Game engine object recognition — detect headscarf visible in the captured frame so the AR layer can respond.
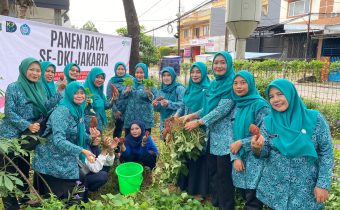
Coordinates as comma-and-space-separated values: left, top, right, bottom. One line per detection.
133, 63, 149, 88
160, 67, 182, 93
202, 51, 235, 116
264, 79, 318, 159
63, 63, 80, 83
109, 62, 130, 84
83, 67, 107, 127
159, 66, 184, 119
183, 62, 210, 112
60, 81, 87, 162
40, 61, 57, 99
16, 57, 48, 118
231, 70, 269, 156
125, 120, 146, 148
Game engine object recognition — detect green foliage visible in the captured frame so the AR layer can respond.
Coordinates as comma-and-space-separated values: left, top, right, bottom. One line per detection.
330, 61, 340, 73
159, 46, 172, 57
251, 59, 283, 72
254, 75, 275, 98
303, 99, 340, 138
0, 138, 29, 197
143, 79, 156, 88
122, 77, 134, 86
233, 60, 253, 72
116, 26, 160, 66
81, 21, 98, 32
155, 118, 206, 184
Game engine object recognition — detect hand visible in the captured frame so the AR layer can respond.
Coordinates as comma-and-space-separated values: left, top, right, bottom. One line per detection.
57, 79, 67, 92
251, 135, 264, 150
89, 127, 101, 139
179, 114, 194, 124
82, 149, 96, 163
28, 123, 40, 133
152, 99, 159, 106
314, 187, 329, 203
114, 111, 122, 119
109, 137, 119, 150
160, 99, 168, 107
173, 113, 179, 118
86, 98, 92, 106
91, 137, 101, 146
184, 120, 200, 131
233, 159, 245, 172
124, 86, 132, 95
230, 140, 242, 154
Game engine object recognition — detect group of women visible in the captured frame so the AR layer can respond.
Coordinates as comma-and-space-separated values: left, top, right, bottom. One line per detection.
0, 50, 334, 210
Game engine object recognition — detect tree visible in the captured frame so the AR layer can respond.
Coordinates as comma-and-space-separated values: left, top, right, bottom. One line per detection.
122, 0, 140, 75
116, 26, 160, 67
82, 21, 98, 32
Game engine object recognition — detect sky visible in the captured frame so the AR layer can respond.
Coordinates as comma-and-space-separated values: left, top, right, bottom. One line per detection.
69, 0, 209, 37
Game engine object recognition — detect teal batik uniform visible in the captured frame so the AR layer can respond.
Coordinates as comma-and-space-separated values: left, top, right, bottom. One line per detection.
154, 66, 185, 132
256, 79, 333, 210
124, 63, 158, 129
33, 81, 90, 179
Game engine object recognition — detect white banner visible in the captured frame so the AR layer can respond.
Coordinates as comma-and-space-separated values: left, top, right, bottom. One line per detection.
0, 15, 131, 111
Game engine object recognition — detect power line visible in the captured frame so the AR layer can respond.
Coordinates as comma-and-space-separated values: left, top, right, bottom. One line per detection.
144, 0, 213, 34
138, 0, 163, 18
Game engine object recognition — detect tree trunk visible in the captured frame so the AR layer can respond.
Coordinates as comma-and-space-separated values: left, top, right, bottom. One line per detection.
0, 0, 9, 16
122, 0, 140, 75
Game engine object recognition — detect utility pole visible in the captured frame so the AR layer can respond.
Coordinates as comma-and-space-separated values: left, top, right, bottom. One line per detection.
177, 0, 181, 56
305, 1, 313, 61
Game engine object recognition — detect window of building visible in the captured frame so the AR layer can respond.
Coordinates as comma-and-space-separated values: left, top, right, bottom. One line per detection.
288, 0, 310, 17
194, 28, 200, 38
203, 25, 209, 36
184, 29, 189, 38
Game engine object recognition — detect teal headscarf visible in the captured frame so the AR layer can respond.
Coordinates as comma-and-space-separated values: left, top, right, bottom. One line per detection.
202, 51, 235, 116
133, 63, 149, 88
40, 61, 57, 99
63, 63, 80, 83
183, 62, 210, 112
231, 70, 269, 156
16, 57, 48, 118
264, 79, 318, 159
60, 81, 87, 162
109, 62, 130, 84
160, 67, 182, 93
84, 67, 108, 127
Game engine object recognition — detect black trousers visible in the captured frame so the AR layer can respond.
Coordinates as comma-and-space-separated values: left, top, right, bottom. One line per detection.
124, 128, 152, 137
240, 188, 263, 210
113, 118, 124, 138
0, 153, 30, 210
121, 151, 157, 169
208, 154, 235, 210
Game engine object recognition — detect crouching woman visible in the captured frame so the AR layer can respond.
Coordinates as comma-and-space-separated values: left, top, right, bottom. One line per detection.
120, 120, 159, 170
32, 81, 99, 200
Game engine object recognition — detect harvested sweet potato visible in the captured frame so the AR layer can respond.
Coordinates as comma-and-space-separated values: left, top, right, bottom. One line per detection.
249, 124, 260, 141
59, 74, 64, 81
155, 96, 165, 102
89, 116, 98, 128
162, 116, 174, 143
111, 84, 119, 98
